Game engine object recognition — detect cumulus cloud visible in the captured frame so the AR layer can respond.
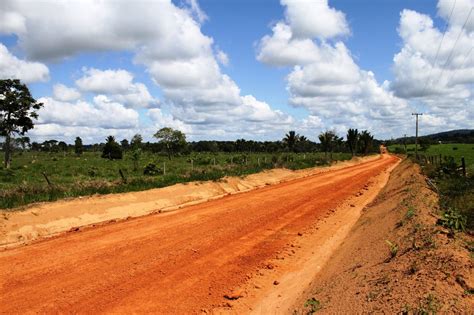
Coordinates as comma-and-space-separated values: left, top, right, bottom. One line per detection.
75, 68, 158, 108
3, 0, 293, 140
52, 84, 81, 102
281, 0, 349, 39
257, 0, 410, 137
0, 43, 49, 83
391, 0, 474, 133
37, 95, 139, 129
216, 50, 229, 66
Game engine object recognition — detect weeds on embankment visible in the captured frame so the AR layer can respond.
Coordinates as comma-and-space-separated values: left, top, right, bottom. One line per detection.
416, 156, 474, 233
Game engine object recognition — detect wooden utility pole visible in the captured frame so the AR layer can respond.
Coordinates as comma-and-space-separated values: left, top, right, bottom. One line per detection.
412, 113, 423, 159
403, 134, 407, 154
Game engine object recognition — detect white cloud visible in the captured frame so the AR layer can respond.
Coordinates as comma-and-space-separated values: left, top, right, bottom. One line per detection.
0, 10, 26, 34
0, 43, 49, 83
147, 108, 192, 134
391, 2, 474, 134
37, 95, 139, 129
281, 0, 349, 39
52, 84, 81, 102
185, 0, 208, 24
257, 0, 410, 138
75, 68, 158, 108
216, 49, 229, 66
257, 22, 320, 66
3, 0, 293, 140
76, 68, 134, 94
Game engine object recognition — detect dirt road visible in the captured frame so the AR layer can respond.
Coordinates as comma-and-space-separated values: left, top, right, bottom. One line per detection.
0, 155, 398, 313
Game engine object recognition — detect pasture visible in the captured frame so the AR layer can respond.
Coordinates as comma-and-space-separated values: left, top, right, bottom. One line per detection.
0, 150, 352, 209
387, 143, 474, 171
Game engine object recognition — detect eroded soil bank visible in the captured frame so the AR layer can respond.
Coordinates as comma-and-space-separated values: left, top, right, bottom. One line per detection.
0, 155, 379, 247
292, 159, 474, 314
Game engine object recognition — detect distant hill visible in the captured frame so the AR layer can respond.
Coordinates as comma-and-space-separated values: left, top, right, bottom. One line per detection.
424, 129, 474, 142
386, 129, 474, 144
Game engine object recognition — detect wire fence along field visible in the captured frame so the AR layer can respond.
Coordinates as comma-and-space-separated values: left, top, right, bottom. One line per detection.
388, 143, 474, 173
0, 151, 352, 209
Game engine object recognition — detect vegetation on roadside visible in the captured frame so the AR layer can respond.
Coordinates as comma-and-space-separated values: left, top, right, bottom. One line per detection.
415, 155, 473, 233
0, 151, 353, 209
1, 79, 381, 209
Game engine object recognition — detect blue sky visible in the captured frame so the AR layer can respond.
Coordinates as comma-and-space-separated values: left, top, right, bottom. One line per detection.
0, 0, 472, 143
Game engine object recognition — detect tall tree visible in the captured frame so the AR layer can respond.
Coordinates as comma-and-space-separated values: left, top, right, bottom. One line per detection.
0, 79, 43, 168
283, 130, 299, 152
346, 128, 359, 157
318, 130, 336, 160
153, 127, 186, 160
120, 139, 130, 150
359, 130, 374, 155
74, 137, 83, 156
101, 136, 123, 160
15, 136, 30, 151
130, 134, 143, 150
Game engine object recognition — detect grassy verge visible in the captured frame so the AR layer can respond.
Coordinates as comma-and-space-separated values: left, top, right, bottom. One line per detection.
416, 156, 473, 233
0, 151, 353, 209
388, 143, 474, 172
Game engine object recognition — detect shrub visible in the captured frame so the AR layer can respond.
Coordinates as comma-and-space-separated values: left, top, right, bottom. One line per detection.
101, 142, 123, 160
143, 163, 161, 176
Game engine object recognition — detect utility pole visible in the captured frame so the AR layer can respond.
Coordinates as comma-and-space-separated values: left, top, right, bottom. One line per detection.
412, 113, 423, 159
403, 134, 407, 154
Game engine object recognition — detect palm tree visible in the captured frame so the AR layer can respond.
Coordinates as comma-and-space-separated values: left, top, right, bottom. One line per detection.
359, 130, 374, 155
318, 130, 336, 160
346, 128, 359, 157
283, 130, 299, 152
106, 135, 116, 144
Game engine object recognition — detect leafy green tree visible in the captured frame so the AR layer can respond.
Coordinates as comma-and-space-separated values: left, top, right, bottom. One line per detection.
120, 139, 130, 150
359, 130, 374, 155
131, 148, 141, 171
153, 127, 186, 160
58, 141, 68, 152
0, 79, 43, 168
318, 130, 336, 160
101, 135, 123, 160
74, 137, 83, 156
15, 136, 30, 151
346, 128, 359, 157
130, 134, 143, 150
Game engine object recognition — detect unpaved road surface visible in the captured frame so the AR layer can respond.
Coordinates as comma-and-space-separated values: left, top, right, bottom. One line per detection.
0, 155, 399, 313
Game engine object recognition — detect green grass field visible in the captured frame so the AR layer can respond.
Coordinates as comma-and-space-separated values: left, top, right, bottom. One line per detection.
0, 151, 352, 209
388, 143, 474, 171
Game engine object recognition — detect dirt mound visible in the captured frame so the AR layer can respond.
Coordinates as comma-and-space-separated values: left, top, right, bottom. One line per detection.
0, 155, 379, 248
294, 159, 474, 314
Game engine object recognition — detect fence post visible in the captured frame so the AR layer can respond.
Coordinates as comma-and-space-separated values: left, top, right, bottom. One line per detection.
461, 157, 466, 177
258, 157, 260, 166
42, 172, 52, 187
191, 159, 193, 171
264, 156, 267, 163
163, 162, 166, 175
119, 169, 127, 183
231, 156, 233, 165
213, 157, 216, 166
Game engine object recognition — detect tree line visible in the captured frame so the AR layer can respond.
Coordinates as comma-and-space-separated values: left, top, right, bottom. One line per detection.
1, 79, 378, 168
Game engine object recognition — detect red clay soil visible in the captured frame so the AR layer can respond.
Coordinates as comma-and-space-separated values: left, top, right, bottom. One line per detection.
0, 155, 398, 314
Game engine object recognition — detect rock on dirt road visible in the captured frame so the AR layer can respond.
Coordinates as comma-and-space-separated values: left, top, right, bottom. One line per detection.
0, 155, 399, 313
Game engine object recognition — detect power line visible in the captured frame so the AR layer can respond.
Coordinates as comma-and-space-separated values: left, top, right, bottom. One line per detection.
419, 0, 457, 98
445, 45, 473, 87
436, 6, 473, 86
